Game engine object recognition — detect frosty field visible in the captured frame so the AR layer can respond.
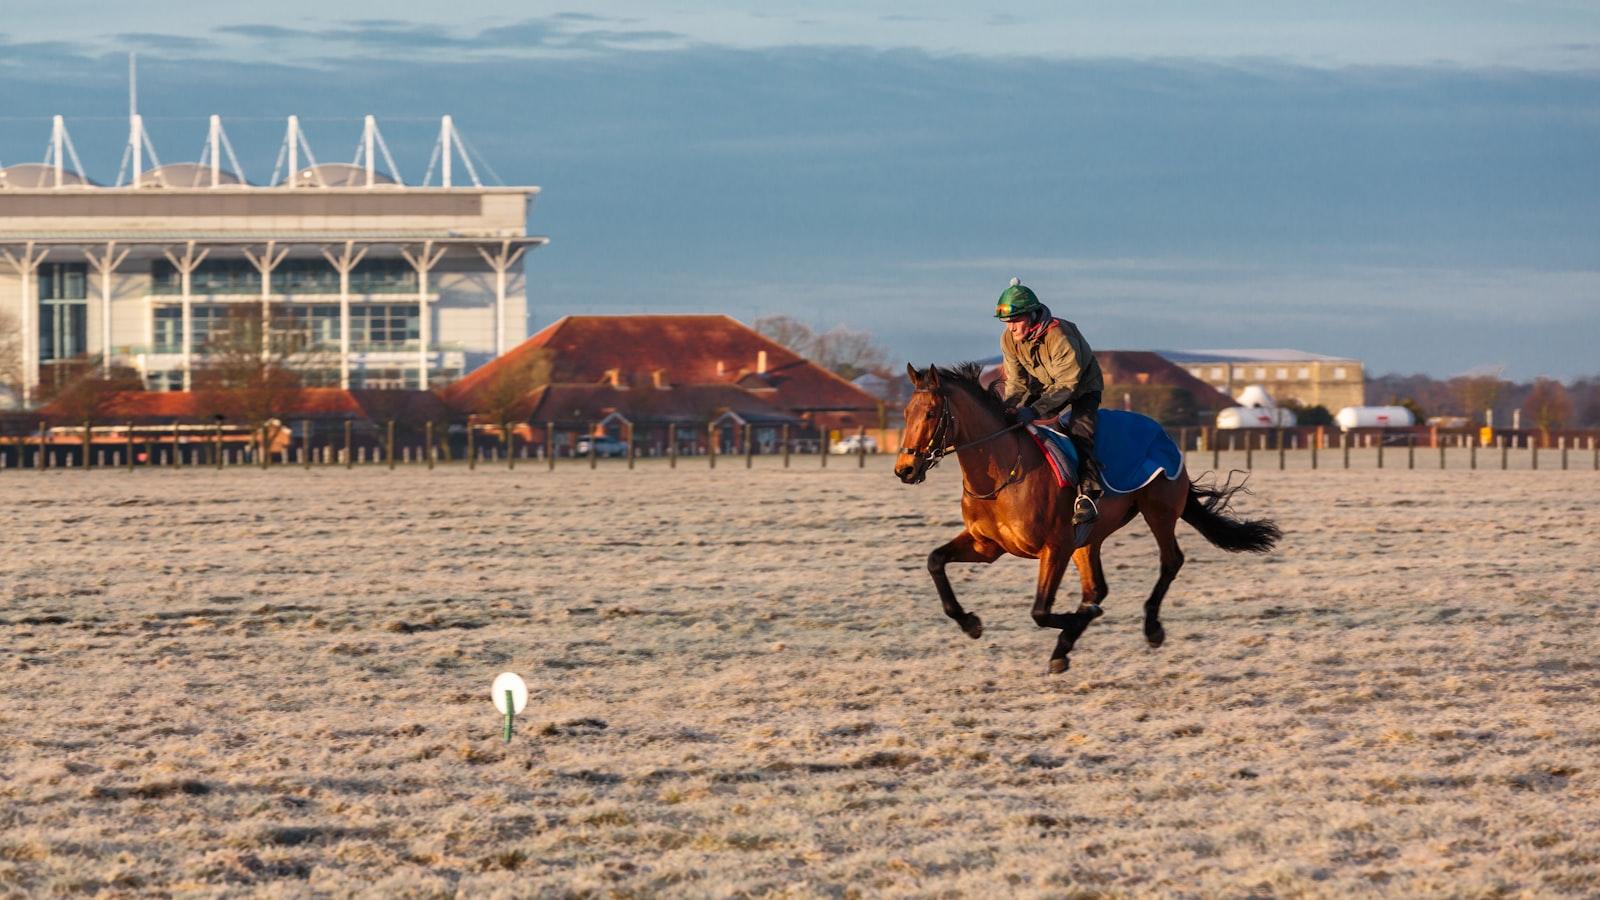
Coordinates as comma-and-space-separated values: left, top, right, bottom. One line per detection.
2, 461, 1597, 897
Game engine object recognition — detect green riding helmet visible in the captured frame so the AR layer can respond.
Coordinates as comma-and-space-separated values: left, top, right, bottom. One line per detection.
994, 277, 1042, 319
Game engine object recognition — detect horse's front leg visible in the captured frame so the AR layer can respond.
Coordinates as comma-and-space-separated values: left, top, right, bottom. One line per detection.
928, 531, 1001, 639
1032, 544, 1103, 674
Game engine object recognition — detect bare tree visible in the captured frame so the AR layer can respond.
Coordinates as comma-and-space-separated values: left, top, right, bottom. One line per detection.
470, 348, 553, 427
809, 326, 890, 382
1521, 378, 1572, 447
0, 310, 21, 407
752, 315, 818, 357
38, 359, 145, 423
192, 303, 328, 451
1451, 373, 1507, 425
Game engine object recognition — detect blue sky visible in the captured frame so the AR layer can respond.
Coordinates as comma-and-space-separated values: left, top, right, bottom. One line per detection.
2, 3, 1597, 378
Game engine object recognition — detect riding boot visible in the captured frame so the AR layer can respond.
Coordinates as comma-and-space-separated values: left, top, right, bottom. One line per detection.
1072, 456, 1102, 526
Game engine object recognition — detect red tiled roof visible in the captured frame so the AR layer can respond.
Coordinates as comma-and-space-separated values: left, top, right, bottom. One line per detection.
444, 315, 880, 415
1095, 351, 1234, 412
521, 382, 801, 426
38, 388, 450, 423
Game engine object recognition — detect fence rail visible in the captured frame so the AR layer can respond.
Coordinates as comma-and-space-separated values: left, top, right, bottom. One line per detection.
1, 420, 1596, 473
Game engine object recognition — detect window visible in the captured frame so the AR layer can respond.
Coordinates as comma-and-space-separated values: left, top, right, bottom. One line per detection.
1297, 367, 1310, 380
152, 304, 234, 353
1333, 367, 1347, 380
146, 370, 183, 392
151, 257, 419, 296
38, 263, 89, 362
272, 304, 341, 351
1209, 367, 1223, 380
1275, 367, 1288, 380
355, 367, 416, 389
352, 304, 420, 349
1254, 367, 1266, 380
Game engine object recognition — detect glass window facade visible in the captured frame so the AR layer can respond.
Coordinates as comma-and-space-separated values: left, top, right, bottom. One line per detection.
151, 258, 419, 296
38, 263, 89, 362
272, 304, 342, 351
352, 304, 420, 349
152, 304, 234, 353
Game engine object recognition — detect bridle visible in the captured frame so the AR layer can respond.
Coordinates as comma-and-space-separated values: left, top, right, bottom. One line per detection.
899, 388, 1029, 499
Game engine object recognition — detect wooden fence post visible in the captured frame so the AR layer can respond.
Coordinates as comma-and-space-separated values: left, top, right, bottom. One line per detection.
1277, 428, 1285, 470
1245, 432, 1253, 470
505, 422, 515, 471
857, 426, 867, 468
425, 421, 435, 470
782, 424, 791, 468
821, 428, 828, 468
1560, 436, 1568, 470
547, 422, 557, 471
627, 422, 636, 470
1531, 440, 1539, 471
590, 424, 598, 470
1310, 427, 1318, 470
1500, 436, 1508, 470
1407, 434, 1414, 470
343, 420, 352, 469
708, 422, 717, 469
128, 422, 136, 472
468, 420, 477, 470
667, 423, 676, 469
745, 423, 754, 469
386, 420, 396, 470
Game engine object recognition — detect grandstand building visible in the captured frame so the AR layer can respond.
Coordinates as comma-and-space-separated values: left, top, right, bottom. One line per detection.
1, 115, 545, 407
1158, 349, 1365, 411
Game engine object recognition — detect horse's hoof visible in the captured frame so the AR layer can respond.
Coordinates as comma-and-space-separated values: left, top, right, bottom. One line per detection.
1048, 658, 1069, 675
1077, 603, 1104, 620
1145, 623, 1166, 648
961, 614, 984, 640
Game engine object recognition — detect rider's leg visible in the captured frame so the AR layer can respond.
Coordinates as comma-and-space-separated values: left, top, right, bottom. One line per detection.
1067, 392, 1103, 525
1067, 392, 1102, 493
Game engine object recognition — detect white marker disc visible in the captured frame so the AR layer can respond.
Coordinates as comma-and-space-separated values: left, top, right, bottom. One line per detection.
491, 672, 529, 715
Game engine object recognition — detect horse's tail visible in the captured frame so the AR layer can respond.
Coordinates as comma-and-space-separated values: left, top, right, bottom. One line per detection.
1182, 473, 1281, 553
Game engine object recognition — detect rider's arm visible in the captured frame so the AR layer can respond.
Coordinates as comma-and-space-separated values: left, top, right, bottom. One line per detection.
1032, 329, 1084, 417
998, 334, 1029, 409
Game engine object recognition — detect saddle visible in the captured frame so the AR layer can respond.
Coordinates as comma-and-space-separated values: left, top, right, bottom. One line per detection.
1027, 425, 1080, 490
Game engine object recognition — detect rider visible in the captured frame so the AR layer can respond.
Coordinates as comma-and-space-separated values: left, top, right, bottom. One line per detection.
995, 277, 1105, 526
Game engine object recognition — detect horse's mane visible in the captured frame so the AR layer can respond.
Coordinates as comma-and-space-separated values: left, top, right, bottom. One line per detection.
931, 362, 1009, 420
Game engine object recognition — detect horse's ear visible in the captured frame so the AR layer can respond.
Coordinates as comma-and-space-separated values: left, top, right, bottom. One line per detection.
905, 362, 920, 386
926, 365, 940, 387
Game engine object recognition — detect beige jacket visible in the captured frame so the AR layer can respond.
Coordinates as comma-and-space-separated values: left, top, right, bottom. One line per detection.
999, 318, 1105, 417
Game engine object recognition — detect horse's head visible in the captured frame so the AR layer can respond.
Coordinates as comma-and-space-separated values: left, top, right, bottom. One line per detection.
896, 363, 952, 485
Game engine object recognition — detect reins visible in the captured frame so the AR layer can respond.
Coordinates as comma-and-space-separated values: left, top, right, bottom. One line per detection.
899, 390, 1029, 499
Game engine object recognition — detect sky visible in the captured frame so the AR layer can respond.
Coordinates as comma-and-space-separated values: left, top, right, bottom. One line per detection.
2, 2, 1597, 379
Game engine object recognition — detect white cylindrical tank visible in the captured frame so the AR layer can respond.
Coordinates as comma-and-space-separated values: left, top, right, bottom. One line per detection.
1216, 406, 1297, 429
1335, 406, 1416, 430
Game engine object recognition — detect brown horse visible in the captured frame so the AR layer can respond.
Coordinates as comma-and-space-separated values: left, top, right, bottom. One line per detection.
894, 363, 1281, 674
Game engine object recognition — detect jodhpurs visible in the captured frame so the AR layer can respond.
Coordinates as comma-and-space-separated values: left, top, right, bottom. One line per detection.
1064, 391, 1102, 494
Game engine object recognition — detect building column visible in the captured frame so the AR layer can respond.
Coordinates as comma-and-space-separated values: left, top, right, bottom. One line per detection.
399, 240, 445, 390
83, 241, 130, 377
242, 241, 288, 362
320, 241, 368, 390
161, 241, 209, 392
2, 241, 49, 407
476, 239, 526, 357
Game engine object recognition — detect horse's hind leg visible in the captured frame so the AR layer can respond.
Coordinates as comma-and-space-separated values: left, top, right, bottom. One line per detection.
1141, 498, 1185, 649
1072, 542, 1108, 609
928, 531, 1001, 639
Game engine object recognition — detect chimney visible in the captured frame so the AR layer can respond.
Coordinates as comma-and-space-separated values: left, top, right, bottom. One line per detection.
757, 350, 768, 375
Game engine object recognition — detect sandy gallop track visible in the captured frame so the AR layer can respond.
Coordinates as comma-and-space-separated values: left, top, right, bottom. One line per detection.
2, 461, 1597, 896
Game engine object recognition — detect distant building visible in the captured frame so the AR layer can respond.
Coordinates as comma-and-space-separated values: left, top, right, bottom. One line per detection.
443, 314, 882, 450
1158, 349, 1364, 412
1, 115, 545, 407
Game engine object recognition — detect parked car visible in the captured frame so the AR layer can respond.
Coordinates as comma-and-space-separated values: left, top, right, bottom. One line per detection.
829, 434, 879, 455
575, 435, 629, 457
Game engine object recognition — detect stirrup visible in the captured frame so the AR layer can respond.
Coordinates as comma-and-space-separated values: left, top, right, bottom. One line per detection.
1072, 492, 1099, 526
